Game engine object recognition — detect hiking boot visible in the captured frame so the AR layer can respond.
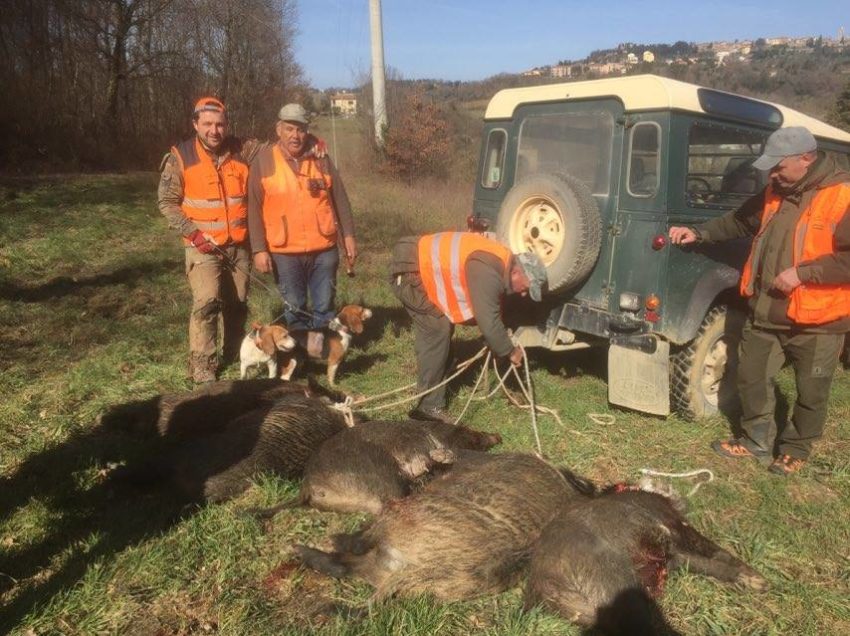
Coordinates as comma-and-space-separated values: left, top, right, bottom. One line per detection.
408, 407, 455, 425
189, 353, 218, 384
711, 438, 769, 460
768, 454, 806, 477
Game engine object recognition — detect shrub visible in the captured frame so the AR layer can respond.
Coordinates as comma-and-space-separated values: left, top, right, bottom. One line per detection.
381, 89, 452, 180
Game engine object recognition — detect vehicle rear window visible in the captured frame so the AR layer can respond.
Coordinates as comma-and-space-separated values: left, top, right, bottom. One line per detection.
687, 123, 767, 209
627, 122, 660, 198
516, 111, 615, 196
481, 129, 507, 189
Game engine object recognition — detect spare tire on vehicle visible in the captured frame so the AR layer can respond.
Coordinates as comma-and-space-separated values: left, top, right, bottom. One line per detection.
496, 173, 602, 294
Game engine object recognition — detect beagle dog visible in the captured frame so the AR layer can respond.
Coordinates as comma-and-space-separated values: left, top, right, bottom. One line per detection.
239, 323, 297, 379
279, 305, 372, 386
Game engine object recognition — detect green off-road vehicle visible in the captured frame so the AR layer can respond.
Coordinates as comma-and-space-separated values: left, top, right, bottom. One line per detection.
470, 74, 850, 418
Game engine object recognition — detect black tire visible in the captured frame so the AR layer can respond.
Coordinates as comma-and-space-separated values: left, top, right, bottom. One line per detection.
496, 173, 602, 294
670, 305, 744, 420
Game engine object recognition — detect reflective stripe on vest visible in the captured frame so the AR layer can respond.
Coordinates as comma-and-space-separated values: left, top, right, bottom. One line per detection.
260, 145, 336, 254
418, 232, 512, 323
175, 138, 248, 246
740, 182, 850, 324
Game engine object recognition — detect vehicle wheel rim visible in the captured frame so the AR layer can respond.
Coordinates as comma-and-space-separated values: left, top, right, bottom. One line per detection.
700, 337, 728, 407
510, 196, 564, 265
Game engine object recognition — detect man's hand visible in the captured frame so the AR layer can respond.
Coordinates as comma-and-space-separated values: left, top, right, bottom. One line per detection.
253, 251, 273, 274
344, 236, 357, 267
669, 226, 698, 245
508, 346, 524, 367
188, 230, 216, 254
772, 267, 802, 295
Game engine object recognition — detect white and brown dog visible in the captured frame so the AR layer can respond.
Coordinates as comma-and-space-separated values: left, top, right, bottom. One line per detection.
239, 323, 297, 379
279, 304, 372, 386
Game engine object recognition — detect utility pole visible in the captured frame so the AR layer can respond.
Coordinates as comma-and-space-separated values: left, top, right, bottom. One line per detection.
369, 0, 387, 147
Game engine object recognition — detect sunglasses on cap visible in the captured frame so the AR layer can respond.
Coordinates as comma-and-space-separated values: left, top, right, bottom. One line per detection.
193, 97, 226, 115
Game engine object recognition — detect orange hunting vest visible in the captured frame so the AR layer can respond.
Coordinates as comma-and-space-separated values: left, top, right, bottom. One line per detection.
260, 145, 337, 254
418, 232, 512, 323
739, 182, 850, 324
174, 138, 248, 246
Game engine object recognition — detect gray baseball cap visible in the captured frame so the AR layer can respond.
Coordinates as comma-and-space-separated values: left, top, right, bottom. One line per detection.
278, 103, 309, 125
516, 252, 548, 302
752, 126, 817, 171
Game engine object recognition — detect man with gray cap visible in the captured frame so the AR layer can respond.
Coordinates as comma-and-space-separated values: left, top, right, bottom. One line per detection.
248, 103, 355, 331
391, 231, 548, 423
669, 126, 850, 476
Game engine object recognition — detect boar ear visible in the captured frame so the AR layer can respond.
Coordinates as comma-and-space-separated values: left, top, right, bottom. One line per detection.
258, 330, 278, 356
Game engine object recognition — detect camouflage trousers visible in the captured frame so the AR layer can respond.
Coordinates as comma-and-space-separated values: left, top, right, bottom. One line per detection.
185, 244, 250, 381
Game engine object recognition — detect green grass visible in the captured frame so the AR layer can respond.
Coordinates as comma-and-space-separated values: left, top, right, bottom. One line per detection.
2, 124, 850, 634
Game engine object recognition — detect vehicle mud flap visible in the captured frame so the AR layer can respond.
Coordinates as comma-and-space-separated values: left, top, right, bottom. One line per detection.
608, 339, 670, 416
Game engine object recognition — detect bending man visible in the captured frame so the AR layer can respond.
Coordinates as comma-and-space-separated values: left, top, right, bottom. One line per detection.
391, 231, 547, 424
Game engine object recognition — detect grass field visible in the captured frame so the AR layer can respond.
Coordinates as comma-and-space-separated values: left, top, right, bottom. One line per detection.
2, 118, 850, 635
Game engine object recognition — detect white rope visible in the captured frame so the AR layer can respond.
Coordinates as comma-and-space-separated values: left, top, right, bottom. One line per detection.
452, 351, 493, 425
588, 413, 616, 426
639, 468, 715, 497
354, 347, 488, 413
331, 395, 356, 428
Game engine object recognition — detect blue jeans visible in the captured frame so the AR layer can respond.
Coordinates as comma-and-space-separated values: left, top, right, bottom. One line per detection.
272, 247, 339, 330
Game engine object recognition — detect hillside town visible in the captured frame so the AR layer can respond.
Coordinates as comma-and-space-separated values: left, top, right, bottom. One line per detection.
522, 31, 848, 79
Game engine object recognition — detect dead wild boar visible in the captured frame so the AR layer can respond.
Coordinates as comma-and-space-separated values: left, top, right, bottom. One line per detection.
115, 393, 346, 502
354, 419, 502, 479
293, 451, 588, 601
523, 488, 768, 634
98, 378, 344, 440
255, 419, 501, 517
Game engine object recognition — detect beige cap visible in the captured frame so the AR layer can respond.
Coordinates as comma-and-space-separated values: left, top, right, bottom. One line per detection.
277, 103, 309, 125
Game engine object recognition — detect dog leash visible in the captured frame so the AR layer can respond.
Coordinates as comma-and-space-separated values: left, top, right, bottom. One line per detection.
209, 242, 326, 325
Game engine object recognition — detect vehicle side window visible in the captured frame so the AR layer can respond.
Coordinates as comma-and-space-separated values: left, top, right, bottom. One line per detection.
687, 123, 766, 209
481, 129, 507, 189
517, 112, 615, 196
627, 122, 660, 198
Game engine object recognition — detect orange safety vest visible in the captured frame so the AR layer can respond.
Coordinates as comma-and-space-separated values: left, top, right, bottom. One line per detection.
174, 137, 248, 246
260, 145, 337, 254
418, 232, 512, 323
739, 182, 850, 324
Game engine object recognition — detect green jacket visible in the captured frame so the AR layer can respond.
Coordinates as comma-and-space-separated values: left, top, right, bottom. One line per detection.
695, 154, 850, 332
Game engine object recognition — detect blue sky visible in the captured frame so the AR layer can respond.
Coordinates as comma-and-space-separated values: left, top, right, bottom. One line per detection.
296, 0, 844, 89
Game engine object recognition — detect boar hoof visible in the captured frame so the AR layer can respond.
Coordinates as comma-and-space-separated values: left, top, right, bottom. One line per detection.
429, 448, 456, 464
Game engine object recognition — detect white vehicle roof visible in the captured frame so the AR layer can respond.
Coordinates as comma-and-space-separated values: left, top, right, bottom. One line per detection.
485, 74, 850, 144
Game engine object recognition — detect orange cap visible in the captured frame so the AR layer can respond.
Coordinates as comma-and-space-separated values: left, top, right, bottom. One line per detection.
193, 96, 226, 116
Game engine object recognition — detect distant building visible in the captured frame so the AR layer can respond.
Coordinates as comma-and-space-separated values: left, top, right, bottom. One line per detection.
587, 61, 626, 75
551, 64, 572, 78
642, 51, 655, 63
626, 52, 638, 65
522, 67, 545, 76
331, 92, 357, 116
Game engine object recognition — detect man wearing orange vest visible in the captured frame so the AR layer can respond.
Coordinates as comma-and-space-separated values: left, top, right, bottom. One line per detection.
670, 126, 850, 476
158, 97, 250, 384
248, 103, 355, 331
391, 232, 548, 424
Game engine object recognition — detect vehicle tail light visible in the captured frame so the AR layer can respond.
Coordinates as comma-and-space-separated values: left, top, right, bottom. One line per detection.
619, 292, 641, 312
467, 215, 490, 232
646, 294, 661, 311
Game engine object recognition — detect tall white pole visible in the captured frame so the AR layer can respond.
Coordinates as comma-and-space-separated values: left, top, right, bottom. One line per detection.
369, 0, 387, 147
